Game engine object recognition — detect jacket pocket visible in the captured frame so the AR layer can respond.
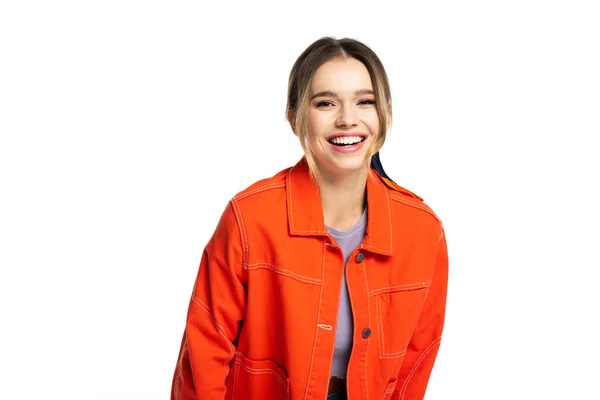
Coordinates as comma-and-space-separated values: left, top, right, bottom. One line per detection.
382, 377, 398, 400
374, 282, 430, 358
230, 351, 289, 400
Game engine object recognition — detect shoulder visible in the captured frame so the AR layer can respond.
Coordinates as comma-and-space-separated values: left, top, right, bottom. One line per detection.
224, 165, 293, 226
377, 177, 446, 252
378, 175, 442, 225
231, 166, 290, 203
213, 166, 291, 239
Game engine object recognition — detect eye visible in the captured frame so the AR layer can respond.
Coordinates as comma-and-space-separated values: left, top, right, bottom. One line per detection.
358, 99, 376, 106
316, 101, 334, 108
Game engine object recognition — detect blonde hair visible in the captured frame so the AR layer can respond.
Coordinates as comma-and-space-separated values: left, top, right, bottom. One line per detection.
286, 37, 392, 179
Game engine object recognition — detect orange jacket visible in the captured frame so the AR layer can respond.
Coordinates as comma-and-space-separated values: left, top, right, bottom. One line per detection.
171, 158, 448, 400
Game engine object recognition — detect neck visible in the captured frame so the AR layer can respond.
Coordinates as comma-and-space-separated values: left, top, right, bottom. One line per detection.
316, 165, 369, 231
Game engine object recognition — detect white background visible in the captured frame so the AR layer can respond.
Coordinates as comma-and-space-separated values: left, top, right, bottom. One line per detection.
1, 1, 599, 399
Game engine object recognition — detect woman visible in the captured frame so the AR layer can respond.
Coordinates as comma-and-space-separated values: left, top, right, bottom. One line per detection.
171, 37, 448, 400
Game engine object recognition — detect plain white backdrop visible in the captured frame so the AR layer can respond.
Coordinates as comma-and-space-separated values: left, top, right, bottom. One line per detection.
1, 1, 599, 399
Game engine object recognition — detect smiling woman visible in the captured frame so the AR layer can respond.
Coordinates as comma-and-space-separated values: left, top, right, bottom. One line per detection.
171, 37, 448, 400
301, 58, 380, 178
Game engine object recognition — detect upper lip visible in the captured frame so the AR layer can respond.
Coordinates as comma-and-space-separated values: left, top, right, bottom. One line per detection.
326, 132, 367, 141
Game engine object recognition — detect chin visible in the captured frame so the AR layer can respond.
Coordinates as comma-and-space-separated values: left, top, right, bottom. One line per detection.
323, 155, 369, 176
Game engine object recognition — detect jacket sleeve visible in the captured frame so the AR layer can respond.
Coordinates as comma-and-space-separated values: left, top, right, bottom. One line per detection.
394, 225, 449, 399
171, 200, 247, 400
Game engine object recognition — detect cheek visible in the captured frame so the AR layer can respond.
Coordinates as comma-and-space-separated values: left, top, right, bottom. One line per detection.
365, 113, 381, 133
306, 112, 328, 136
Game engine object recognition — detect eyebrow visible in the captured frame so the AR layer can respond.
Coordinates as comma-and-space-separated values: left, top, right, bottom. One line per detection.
310, 89, 375, 100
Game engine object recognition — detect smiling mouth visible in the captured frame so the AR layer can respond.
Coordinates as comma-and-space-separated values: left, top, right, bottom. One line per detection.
327, 136, 367, 146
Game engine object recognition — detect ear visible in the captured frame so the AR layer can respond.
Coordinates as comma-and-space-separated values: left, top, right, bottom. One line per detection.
287, 109, 298, 136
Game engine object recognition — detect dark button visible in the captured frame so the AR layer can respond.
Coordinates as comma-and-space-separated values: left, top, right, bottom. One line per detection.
362, 328, 371, 339
356, 252, 365, 263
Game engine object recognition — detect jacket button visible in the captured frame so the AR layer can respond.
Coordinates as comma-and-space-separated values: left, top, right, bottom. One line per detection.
362, 328, 371, 339
356, 252, 365, 263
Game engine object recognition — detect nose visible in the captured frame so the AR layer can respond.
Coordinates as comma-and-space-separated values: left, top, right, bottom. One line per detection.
336, 105, 358, 127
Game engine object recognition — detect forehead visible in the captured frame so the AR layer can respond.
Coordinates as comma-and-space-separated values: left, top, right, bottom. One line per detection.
311, 57, 373, 93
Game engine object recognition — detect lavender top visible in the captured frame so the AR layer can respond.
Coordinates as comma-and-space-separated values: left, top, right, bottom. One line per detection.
326, 208, 367, 378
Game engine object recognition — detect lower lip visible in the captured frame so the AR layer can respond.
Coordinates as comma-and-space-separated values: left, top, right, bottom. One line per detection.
328, 139, 367, 154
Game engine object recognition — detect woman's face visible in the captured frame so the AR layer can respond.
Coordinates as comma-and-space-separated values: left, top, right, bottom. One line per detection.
306, 57, 380, 178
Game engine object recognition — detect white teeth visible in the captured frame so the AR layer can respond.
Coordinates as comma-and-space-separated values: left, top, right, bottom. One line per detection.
330, 136, 364, 145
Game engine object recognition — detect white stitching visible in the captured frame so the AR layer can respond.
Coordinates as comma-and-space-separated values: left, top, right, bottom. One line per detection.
376, 295, 384, 358
190, 295, 235, 372
234, 360, 288, 387
235, 182, 286, 200
375, 294, 409, 359
287, 164, 328, 235
399, 336, 442, 399
233, 353, 290, 399
361, 243, 391, 254
369, 282, 431, 296
244, 262, 322, 285
381, 350, 407, 359
231, 200, 248, 267
360, 172, 393, 254
303, 240, 327, 400
231, 352, 241, 400
383, 383, 397, 400
384, 187, 393, 253
362, 256, 371, 400
317, 324, 332, 330
288, 164, 296, 231
384, 382, 397, 395
389, 195, 440, 222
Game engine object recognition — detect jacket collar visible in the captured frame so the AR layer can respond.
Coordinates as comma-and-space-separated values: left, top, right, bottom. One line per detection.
286, 157, 393, 256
